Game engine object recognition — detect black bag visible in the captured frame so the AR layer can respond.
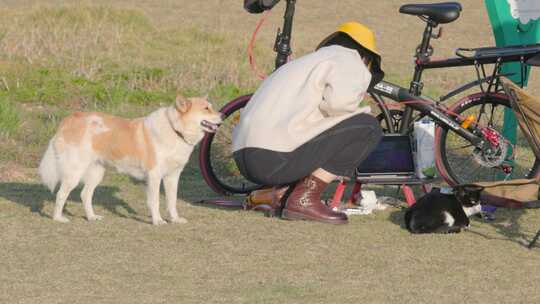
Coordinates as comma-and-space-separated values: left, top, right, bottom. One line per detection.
244, 0, 280, 14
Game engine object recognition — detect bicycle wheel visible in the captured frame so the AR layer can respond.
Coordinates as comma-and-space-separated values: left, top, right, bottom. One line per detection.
199, 94, 263, 195
435, 92, 540, 185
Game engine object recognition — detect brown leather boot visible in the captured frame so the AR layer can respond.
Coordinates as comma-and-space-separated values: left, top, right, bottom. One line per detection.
282, 175, 348, 224
247, 187, 288, 207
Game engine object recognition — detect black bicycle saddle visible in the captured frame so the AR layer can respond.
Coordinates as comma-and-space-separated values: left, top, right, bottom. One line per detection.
399, 2, 462, 24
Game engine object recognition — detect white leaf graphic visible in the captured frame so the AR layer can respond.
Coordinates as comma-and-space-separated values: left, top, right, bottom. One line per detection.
507, 0, 540, 24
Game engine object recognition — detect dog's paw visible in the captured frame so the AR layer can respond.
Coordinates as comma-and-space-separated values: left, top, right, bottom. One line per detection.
53, 215, 70, 223
87, 215, 103, 221
152, 218, 168, 226
171, 217, 188, 224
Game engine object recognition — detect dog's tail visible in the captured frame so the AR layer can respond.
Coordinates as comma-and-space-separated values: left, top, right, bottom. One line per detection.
39, 139, 59, 193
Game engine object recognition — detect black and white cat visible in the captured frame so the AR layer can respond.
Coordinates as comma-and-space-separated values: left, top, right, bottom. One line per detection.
404, 185, 484, 234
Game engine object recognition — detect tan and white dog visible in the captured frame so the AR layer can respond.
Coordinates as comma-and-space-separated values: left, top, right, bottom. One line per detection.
39, 96, 222, 225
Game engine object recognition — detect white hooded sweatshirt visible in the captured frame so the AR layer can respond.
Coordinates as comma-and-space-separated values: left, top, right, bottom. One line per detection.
232, 45, 372, 153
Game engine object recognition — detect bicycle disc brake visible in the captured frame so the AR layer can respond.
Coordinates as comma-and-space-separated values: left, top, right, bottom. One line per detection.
472, 129, 508, 168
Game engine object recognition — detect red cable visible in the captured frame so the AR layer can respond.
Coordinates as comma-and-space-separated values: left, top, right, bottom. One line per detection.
248, 10, 271, 80
401, 100, 463, 119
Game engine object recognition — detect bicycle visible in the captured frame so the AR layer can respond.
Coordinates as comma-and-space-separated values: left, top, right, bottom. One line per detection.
199, 0, 540, 195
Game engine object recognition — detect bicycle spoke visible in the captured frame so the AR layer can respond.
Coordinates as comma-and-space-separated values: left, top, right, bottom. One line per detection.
475, 103, 487, 125
488, 103, 497, 127
445, 143, 474, 151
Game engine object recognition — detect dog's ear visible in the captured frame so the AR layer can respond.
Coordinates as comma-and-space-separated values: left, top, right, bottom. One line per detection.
201, 94, 212, 106
175, 95, 192, 113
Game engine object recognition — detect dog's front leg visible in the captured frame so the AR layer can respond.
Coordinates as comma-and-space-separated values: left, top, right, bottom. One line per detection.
163, 169, 187, 224
146, 172, 166, 225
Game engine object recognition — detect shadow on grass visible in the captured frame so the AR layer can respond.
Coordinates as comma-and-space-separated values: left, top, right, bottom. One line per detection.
469, 208, 537, 248
177, 150, 250, 211
0, 182, 138, 221
387, 206, 537, 248
387, 208, 407, 230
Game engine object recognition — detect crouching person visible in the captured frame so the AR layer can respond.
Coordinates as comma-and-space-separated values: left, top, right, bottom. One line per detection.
232, 23, 384, 224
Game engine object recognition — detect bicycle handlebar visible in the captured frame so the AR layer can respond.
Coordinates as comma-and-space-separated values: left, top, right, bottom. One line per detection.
244, 0, 281, 14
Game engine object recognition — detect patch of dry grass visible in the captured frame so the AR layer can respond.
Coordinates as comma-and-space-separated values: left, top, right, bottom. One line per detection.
0, 2, 266, 108
1, 172, 540, 303
0, 6, 151, 73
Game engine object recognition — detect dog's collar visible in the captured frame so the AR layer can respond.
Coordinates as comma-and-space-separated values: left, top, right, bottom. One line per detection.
172, 127, 185, 140
167, 109, 186, 141
167, 109, 200, 145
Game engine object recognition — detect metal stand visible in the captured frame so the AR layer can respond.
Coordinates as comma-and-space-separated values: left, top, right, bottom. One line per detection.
529, 229, 540, 249
329, 177, 437, 209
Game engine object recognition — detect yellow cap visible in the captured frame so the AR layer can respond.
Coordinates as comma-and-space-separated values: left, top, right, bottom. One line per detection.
317, 21, 384, 87
337, 22, 379, 57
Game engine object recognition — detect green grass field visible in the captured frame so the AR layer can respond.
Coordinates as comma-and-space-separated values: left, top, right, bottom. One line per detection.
1, 1, 540, 303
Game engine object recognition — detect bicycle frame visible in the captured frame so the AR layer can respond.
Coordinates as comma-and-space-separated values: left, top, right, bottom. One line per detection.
372, 80, 483, 146
270, 0, 540, 150
370, 18, 540, 146
274, 0, 296, 70
399, 19, 439, 133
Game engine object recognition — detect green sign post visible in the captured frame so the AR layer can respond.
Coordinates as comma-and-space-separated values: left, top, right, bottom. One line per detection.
485, 0, 540, 85
485, 0, 540, 177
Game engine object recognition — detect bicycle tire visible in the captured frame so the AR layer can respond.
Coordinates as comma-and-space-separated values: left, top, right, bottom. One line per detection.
199, 94, 263, 195
435, 92, 540, 185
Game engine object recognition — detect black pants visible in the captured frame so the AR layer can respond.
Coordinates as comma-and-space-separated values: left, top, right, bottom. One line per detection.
233, 114, 383, 185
